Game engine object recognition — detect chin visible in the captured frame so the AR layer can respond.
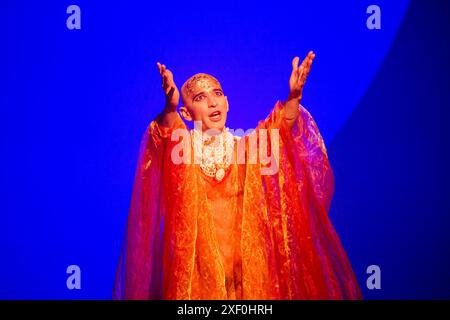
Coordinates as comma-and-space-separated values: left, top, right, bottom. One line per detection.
215, 121, 227, 132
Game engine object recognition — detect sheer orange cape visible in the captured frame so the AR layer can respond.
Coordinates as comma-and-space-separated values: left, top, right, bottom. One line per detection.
113, 101, 362, 299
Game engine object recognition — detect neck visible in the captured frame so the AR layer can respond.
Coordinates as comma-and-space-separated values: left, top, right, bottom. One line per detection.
191, 127, 230, 145
193, 123, 225, 135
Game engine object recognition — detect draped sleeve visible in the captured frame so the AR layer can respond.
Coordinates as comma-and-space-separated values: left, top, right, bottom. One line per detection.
240, 101, 362, 299
112, 113, 187, 300
113, 102, 362, 300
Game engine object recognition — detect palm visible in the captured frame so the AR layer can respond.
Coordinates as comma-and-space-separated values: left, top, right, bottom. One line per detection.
157, 62, 180, 111
289, 51, 315, 101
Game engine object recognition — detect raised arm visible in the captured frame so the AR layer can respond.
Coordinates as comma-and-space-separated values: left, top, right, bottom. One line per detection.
156, 62, 182, 128
284, 51, 315, 128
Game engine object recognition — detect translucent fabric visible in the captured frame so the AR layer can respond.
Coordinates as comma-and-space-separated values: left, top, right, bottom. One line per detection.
113, 101, 362, 300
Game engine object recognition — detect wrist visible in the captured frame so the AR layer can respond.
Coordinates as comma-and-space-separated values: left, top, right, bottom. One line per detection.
284, 102, 300, 120
287, 93, 301, 103
164, 103, 178, 113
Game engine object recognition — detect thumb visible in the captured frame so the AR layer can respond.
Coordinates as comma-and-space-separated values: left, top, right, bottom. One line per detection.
291, 56, 299, 71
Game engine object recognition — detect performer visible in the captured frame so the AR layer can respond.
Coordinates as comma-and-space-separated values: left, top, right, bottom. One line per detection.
113, 52, 362, 299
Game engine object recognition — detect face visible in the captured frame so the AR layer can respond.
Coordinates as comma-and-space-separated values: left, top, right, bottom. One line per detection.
180, 74, 228, 132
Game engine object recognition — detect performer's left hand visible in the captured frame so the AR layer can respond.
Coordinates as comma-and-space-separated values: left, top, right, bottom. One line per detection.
288, 51, 315, 102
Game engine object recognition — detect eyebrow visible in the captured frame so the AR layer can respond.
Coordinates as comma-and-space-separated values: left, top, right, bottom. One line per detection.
192, 92, 205, 102
192, 88, 223, 102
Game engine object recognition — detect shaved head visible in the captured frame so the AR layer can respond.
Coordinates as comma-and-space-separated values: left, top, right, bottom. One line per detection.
178, 72, 228, 132
181, 73, 222, 105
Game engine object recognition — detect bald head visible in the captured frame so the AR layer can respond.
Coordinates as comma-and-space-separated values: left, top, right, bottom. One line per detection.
178, 72, 228, 132
181, 73, 223, 106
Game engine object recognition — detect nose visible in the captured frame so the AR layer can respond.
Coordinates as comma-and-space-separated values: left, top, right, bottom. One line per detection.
207, 95, 218, 108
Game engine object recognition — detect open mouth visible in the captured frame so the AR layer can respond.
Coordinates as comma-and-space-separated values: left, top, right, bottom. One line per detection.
208, 111, 222, 122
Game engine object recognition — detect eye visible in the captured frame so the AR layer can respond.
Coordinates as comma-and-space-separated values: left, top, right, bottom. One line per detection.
194, 95, 205, 102
215, 91, 223, 96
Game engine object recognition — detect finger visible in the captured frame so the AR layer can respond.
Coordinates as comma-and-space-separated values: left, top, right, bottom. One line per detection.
298, 65, 305, 80
298, 52, 314, 86
162, 70, 171, 89
158, 62, 165, 77
159, 66, 166, 87
298, 56, 308, 77
301, 57, 314, 83
161, 65, 168, 85
306, 54, 315, 74
290, 63, 298, 82
157, 62, 162, 74
165, 68, 173, 81
292, 56, 299, 71
302, 61, 311, 80
304, 56, 312, 73
308, 52, 315, 68
165, 69, 176, 88
302, 53, 310, 66
157, 62, 166, 89
302, 52, 313, 73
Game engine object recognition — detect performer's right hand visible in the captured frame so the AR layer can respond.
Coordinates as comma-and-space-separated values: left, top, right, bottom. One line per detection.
157, 62, 180, 112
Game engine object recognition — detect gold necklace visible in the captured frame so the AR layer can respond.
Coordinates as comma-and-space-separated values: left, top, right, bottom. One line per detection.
191, 128, 234, 182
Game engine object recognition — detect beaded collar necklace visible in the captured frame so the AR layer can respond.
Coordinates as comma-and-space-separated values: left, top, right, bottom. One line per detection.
191, 127, 235, 182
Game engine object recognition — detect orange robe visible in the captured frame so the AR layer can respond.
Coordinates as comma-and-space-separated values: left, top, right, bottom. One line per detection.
113, 101, 362, 299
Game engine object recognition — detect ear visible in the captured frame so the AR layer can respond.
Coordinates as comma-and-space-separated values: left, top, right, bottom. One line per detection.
225, 96, 229, 112
179, 106, 193, 121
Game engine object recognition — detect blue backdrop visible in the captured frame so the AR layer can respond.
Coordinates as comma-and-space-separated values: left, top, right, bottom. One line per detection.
1, 0, 449, 299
